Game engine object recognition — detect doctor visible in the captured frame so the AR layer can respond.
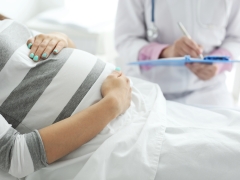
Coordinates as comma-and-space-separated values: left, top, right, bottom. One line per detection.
115, 0, 240, 107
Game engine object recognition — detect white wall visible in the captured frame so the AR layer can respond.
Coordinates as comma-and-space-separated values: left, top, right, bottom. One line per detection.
0, 0, 64, 22
39, 0, 64, 11
0, 0, 40, 22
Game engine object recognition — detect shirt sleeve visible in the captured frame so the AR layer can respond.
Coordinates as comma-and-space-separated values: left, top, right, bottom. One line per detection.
0, 115, 48, 179
138, 42, 169, 60
138, 42, 169, 70
209, 48, 233, 74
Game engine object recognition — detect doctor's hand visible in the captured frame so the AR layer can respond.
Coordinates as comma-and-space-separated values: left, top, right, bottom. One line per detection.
27, 32, 75, 62
186, 63, 219, 80
101, 71, 132, 115
160, 37, 203, 58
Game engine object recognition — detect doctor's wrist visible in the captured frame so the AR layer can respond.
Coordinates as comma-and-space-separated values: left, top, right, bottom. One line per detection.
159, 45, 173, 58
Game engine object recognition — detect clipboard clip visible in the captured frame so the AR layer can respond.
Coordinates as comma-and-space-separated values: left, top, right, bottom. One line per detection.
185, 55, 230, 63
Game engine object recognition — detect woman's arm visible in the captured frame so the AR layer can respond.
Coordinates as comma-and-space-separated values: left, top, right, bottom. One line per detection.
41, 96, 124, 162
0, 71, 131, 178
40, 95, 119, 163
41, 71, 131, 163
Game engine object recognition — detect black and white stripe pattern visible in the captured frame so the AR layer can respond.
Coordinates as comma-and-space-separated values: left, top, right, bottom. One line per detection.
0, 21, 32, 71
0, 19, 113, 178
0, 20, 108, 131
0, 128, 18, 172
54, 59, 106, 123
1, 48, 73, 128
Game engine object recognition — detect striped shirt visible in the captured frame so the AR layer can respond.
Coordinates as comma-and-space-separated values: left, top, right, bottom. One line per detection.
0, 19, 115, 179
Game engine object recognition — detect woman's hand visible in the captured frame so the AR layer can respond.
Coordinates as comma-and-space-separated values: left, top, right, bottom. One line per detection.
27, 32, 75, 62
186, 63, 219, 80
40, 70, 131, 164
160, 36, 203, 58
101, 70, 132, 115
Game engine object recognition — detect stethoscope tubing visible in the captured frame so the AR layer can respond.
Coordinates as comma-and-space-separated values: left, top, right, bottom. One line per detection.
152, 0, 155, 22
148, 0, 158, 40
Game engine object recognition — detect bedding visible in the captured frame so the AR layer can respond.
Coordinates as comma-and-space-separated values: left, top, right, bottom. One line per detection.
1, 19, 240, 180
0, 19, 165, 180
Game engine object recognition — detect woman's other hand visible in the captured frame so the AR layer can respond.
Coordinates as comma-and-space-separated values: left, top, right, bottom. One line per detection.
160, 36, 203, 58
27, 32, 75, 62
40, 70, 131, 164
186, 63, 219, 80
101, 70, 132, 115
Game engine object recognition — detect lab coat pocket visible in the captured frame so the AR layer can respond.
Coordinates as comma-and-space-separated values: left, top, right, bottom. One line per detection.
197, 0, 229, 29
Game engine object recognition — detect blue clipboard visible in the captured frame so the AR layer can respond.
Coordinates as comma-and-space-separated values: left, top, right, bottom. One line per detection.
128, 55, 240, 66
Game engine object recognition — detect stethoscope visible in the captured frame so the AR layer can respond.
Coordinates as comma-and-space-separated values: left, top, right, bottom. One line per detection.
147, 0, 158, 40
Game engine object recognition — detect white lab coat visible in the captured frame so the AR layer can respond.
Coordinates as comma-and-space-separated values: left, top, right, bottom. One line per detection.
115, 0, 240, 107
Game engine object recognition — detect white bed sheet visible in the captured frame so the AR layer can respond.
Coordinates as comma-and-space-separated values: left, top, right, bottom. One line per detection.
2, 77, 240, 180
25, 77, 166, 180
155, 101, 240, 180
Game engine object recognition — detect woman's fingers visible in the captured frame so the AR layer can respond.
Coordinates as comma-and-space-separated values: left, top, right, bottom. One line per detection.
109, 67, 122, 78
27, 34, 69, 62
113, 68, 130, 85
109, 68, 130, 87
40, 39, 58, 59
53, 41, 67, 55
34, 39, 52, 60
115, 67, 121, 72
28, 35, 45, 62
27, 38, 34, 49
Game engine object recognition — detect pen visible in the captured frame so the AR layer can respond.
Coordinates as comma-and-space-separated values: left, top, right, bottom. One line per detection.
178, 22, 204, 59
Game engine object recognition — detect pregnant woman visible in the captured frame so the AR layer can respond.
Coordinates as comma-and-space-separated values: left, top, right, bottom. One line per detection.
1, 19, 240, 180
